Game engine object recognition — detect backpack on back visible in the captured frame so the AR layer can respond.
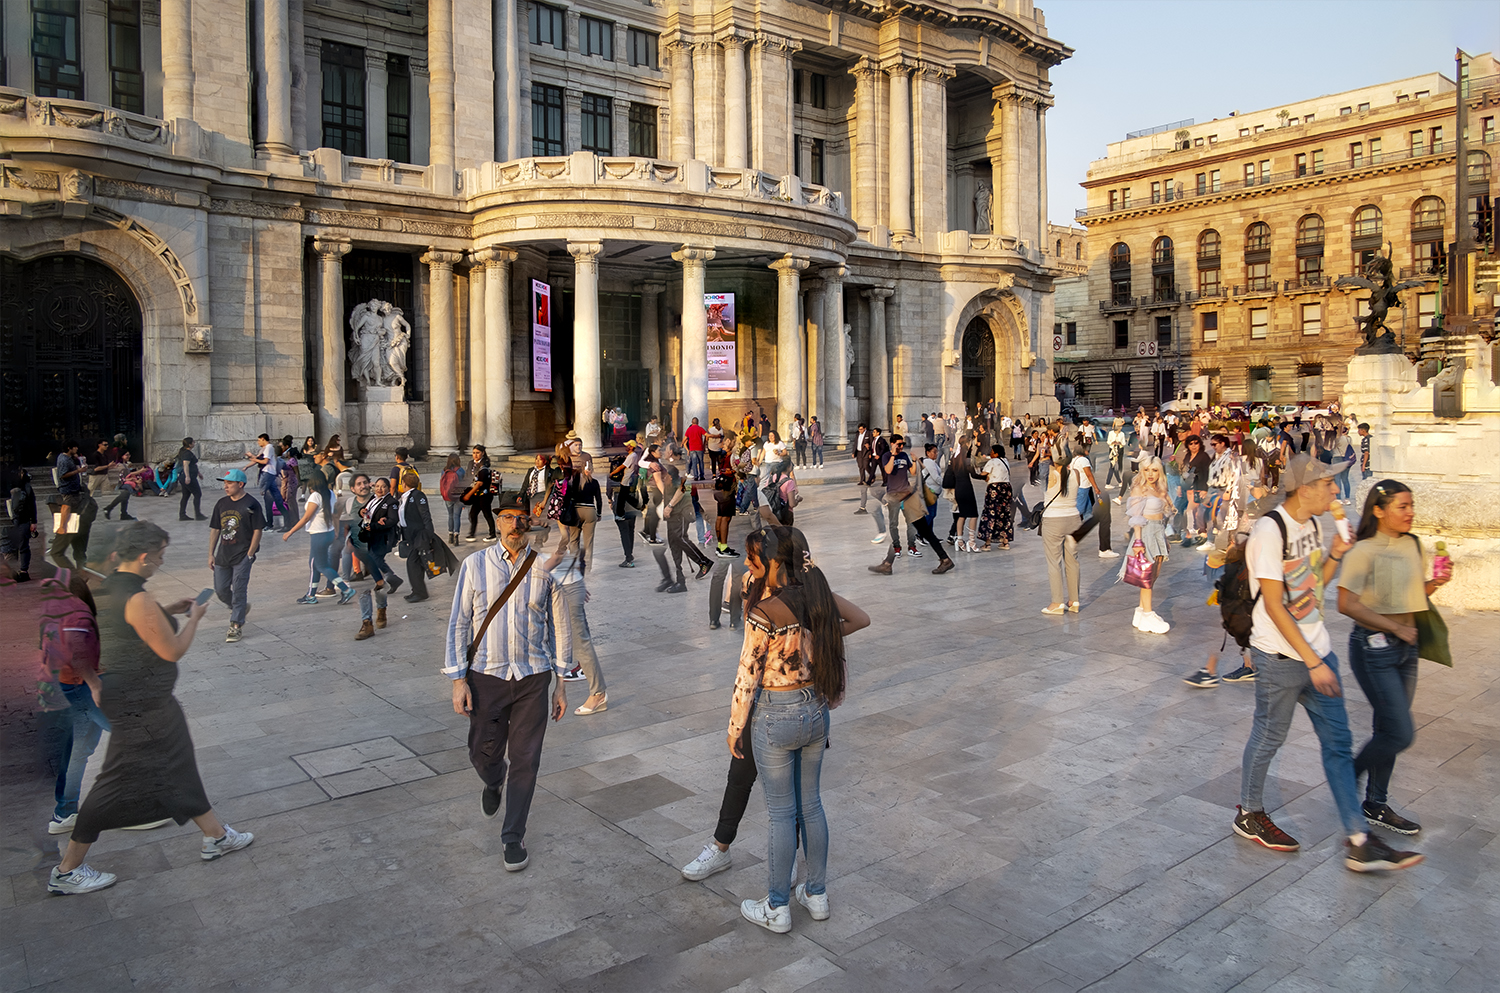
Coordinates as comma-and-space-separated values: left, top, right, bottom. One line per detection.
1216, 512, 1288, 649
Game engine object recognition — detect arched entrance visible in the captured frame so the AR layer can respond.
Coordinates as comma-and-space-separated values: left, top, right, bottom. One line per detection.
0, 255, 144, 465
961, 317, 995, 409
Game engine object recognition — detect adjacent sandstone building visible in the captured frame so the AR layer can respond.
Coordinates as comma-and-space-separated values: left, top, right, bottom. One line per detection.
1060, 57, 1497, 412
1, 0, 1072, 463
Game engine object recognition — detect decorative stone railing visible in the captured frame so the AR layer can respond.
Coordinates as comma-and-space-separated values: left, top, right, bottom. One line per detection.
303, 148, 434, 190
469, 152, 847, 217
0, 87, 168, 145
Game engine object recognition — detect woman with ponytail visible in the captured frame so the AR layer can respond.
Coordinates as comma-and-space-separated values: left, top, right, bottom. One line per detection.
730, 526, 869, 934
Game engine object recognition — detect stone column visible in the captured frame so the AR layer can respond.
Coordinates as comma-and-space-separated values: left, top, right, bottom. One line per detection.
771, 255, 810, 432
852, 58, 880, 233
495, 0, 520, 160
161, 0, 194, 121
995, 84, 1021, 242
750, 37, 797, 175
466, 258, 486, 446
912, 63, 952, 243
288, 0, 305, 148
410, 56, 430, 165
1037, 100, 1050, 249
668, 42, 695, 161
674, 247, 715, 429
428, 0, 456, 191
422, 250, 462, 452
82, 2, 107, 107
253, 0, 295, 155
303, 37, 322, 150
365, 49, 389, 159
481, 249, 518, 453
568, 242, 604, 451
722, 36, 748, 169
822, 266, 847, 444
886, 62, 913, 239
804, 281, 824, 420
797, 135, 814, 183
314, 237, 352, 443
864, 287, 893, 430
692, 42, 720, 164
640, 282, 665, 426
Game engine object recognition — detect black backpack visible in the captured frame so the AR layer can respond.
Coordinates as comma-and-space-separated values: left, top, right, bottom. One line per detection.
1217, 512, 1298, 648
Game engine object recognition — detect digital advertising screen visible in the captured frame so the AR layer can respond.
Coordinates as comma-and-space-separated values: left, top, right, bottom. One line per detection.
531, 279, 552, 392
705, 292, 737, 392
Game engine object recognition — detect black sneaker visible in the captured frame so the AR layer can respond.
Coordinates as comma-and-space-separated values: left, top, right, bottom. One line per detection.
1183, 669, 1220, 688
503, 841, 529, 872
1363, 802, 1421, 836
908, 545, 921, 558
1232, 805, 1300, 851
696, 561, 713, 580
1345, 834, 1423, 872
1221, 665, 1257, 683
656, 578, 675, 592
481, 787, 501, 819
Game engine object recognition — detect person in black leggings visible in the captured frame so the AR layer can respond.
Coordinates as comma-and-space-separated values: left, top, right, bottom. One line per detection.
465, 447, 496, 542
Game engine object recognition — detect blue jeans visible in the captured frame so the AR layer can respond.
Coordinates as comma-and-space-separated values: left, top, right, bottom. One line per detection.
687, 450, 704, 479
213, 556, 255, 625
1336, 465, 1353, 500
751, 687, 830, 909
260, 477, 290, 523
1348, 624, 1418, 806
445, 499, 463, 534
307, 531, 344, 592
54, 682, 110, 819
1241, 648, 1363, 836
811, 443, 823, 466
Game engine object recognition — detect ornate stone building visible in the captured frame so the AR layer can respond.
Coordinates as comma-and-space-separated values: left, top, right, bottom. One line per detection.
1060, 58, 1497, 412
1, 0, 1071, 463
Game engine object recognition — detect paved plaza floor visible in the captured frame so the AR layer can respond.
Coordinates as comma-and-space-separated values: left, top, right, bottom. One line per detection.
1, 458, 1496, 992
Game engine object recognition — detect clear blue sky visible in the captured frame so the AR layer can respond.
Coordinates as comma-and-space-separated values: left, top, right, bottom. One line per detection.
1042, 0, 1500, 222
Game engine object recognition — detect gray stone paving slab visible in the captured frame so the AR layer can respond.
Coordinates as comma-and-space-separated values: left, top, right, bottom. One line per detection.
1, 453, 1497, 991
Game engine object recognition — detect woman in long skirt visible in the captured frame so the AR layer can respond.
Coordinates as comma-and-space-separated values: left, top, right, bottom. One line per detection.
976, 445, 1015, 550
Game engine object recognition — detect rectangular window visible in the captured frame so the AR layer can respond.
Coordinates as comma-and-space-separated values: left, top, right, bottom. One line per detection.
1298, 254, 1324, 283
808, 72, 827, 109
320, 41, 366, 156
1121, 188, 1131, 207
1066, 321, 1077, 346
529, 3, 565, 50
1243, 163, 1255, 186
1259, 159, 1270, 182
1415, 90, 1429, 99
809, 137, 824, 185
1411, 129, 1426, 155
1202, 312, 1219, 342
1246, 262, 1272, 292
1350, 141, 1363, 167
1304, 114, 1314, 123
1368, 137, 1381, 163
1199, 267, 1220, 296
1250, 307, 1269, 339
1295, 153, 1307, 177
1108, 190, 1119, 211
32, 0, 82, 99
1357, 102, 1370, 113
628, 102, 657, 157
1340, 106, 1352, 116
1249, 366, 1272, 403
1194, 137, 1203, 147
580, 93, 612, 154
627, 28, 658, 69
107, 0, 143, 113
1397, 94, 1409, 103
532, 83, 564, 155
386, 55, 411, 163
1417, 292, 1438, 330
1297, 365, 1323, 402
1210, 169, 1221, 192
1151, 181, 1162, 204
580, 16, 613, 59
1312, 149, 1324, 174
1196, 172, 1206, 194
1112, 372, 1132, 410
1253, 124, 1264, 134
1483, 117, 1495, 143
1301, 302, 1322, 335
1239, 127, 1250, 137
1430, 126, 1444, 152
1111, 279, 1131, 305
1156, 316, 1172, 348
1113, 319, 1129, 349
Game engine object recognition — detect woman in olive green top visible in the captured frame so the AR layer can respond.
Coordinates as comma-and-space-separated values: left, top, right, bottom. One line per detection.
1336, 480, 1450, 837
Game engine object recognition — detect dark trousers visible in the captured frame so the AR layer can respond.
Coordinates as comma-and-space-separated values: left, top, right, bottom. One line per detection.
656, 507, 709, 581
466, 669, 552, 844
882, 507, 947, 564
179, 479, 202, 517
405, 544, 429, 598
3, 521, 32, 572
1069, 494, 1113, 552
49, 494, 97, 569
1348, 624, 1418, 806
468, 498, 495, 538
260, 477, 290, 524
708, 560, 746, 627
715, 724, 757, 846
103, 488, 131, 517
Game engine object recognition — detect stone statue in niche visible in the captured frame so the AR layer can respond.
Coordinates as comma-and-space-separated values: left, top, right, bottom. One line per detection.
349, 299, 413, 387
974, 182, 993, 234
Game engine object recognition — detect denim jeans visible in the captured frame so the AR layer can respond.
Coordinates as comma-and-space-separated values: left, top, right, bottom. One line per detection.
687, 450, 704, 480
307, 531, 344, 592
260, 477, 290, 524
1241, 647, 1364, 835
1348, 624, 1418, 806
751, 687, 829, 908
54, 681, 110, 819
213, 556, 255, 625
811, 443, 823, 467
445, 499, 464, 535
1336, 466, 1353, 501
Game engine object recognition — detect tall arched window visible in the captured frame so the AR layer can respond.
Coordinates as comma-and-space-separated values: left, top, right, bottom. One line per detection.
1110, 242, 1131, 267
1152, 236, 1174, 264
1245, 223, 1272, 291
1197, 230, 1221, 296
1198, 230, 1221, 258
1151, 237, 1175, 300
1296, 215, 1325, 285
1412, 197, 1446, 274
1056, 238, 1063, 256
1412, 197, 1444, 231
1353, 206, 1383, 237
1296, 215, 1324, 245
1245, 222, 1271, 251
1075, 242, 1082, 260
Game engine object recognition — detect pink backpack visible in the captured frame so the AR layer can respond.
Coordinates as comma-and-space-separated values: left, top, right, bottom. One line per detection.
35, 570, 98, 713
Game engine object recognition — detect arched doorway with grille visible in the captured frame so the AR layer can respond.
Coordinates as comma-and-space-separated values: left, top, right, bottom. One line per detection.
961, 316, 996, 409
1, 254, 144, 466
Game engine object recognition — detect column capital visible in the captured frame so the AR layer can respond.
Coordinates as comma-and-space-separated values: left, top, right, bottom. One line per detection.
718, 32, 748, 52
421, 249, 463, 269
769, 255, 810, 276
863, 287, 894, 301
821, 264, 847, 284
476, 247, 518, 267
365, 48, 387, 73
567, 241, 603, 263
672, 246, 716, 265
304, 37, 322, 58
313, 236, 353, 259
914, 60, 956, 82
882, 58, 914, 79
751, 33, 801, 56
410, 55, 429, 76
640, 280, 668, 294
852, 56, 882, 80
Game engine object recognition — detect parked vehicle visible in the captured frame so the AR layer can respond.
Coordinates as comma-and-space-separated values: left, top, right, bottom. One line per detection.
1160, 375, 1211, 414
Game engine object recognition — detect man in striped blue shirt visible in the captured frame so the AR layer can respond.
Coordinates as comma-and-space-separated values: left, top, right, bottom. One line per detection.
444, 491, 569, 872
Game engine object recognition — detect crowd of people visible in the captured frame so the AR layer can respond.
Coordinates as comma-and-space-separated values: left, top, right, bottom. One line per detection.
11, 396, 1450, 913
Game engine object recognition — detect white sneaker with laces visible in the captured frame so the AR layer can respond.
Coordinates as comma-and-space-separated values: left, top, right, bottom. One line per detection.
740, 896, 792, 933
201, 825, 255, 861
48, 863, 117, 895
1098, 549, 1121, 559
1132, 607, 1145, 630
795, 883, 830, 921
680, 843, 733, 881
1141, 611, 1171, 634
47, 813, 77, 835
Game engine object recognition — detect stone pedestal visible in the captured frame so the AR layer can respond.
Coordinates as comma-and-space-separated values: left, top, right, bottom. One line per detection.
356, 385, 413, 461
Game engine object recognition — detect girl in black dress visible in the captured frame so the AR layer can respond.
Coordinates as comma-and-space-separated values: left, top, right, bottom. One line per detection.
49, 522, 254, 895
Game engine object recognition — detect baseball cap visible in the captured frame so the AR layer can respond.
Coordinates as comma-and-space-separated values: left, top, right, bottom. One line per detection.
218, 469, 248, 483
624, 439, 637, 448
1280, 454, 1340, 493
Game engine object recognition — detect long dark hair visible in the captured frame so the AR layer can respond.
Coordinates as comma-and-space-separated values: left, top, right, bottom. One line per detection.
744, 528, 772, 615
1355, 478, 1411, 541
760, 526, 846, 706
306, 460, 334, 526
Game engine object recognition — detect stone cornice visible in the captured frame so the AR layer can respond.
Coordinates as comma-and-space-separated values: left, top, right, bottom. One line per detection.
823, 0, 1071, 68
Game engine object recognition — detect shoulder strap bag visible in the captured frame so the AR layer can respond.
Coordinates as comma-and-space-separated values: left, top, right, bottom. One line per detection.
465, 549, 539, 665
1407, 534, 1452, 667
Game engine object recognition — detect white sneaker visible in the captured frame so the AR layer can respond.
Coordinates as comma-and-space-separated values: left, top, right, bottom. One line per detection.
201, 825, 255, 861
680, 843, 733, 881
48, 863, 117, 895
795, 883, 830, 921
1132, 607, 1144, 630
47, 813, 77, 835
871, 533, 887, 544
1142, 611, 1171, 634
741, 896, 792, 933
1098, 549, 1121, 559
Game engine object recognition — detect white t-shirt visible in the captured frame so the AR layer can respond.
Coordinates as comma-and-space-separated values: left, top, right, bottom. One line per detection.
1247, 508, 1330, 659
259, 443, 279, 483
1069, 455, 1092, 490
765, 440, 787, 462
981, 457, 1009, 484
304, 490, 334, 534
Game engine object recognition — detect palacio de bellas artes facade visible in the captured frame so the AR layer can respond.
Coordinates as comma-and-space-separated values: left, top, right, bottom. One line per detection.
0, 0, 1070, 464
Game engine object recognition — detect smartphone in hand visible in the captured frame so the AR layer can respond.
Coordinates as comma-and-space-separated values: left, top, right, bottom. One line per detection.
195, 588, 215, 606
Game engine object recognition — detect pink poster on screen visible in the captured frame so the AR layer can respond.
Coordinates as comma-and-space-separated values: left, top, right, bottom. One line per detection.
705, 292, 737, 392
532, 279, 552, 392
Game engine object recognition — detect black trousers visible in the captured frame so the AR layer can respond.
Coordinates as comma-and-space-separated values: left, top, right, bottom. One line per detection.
708, 560, 746, 627
882, 505, 947, 564
179, 479, 202, 517
468, 498, 495, 537
466, 669, 552, 844
405, 544, 429, 598
1070, 496, 1113, 553
715, 724, 757, 846
49, 494, 97, 568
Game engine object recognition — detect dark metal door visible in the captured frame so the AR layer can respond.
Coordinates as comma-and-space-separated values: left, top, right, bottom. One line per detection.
961, 317, 995, 411
1, 255, 143, 465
